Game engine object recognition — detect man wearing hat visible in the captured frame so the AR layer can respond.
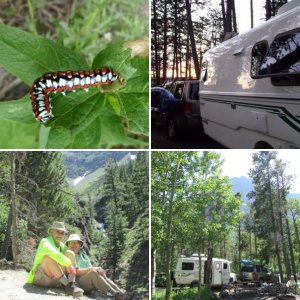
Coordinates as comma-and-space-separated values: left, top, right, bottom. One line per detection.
27, 221, 84, 297
66, 233, 125, 300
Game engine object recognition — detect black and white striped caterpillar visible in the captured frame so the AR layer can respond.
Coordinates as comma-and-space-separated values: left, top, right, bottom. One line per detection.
29, 68, 120, 123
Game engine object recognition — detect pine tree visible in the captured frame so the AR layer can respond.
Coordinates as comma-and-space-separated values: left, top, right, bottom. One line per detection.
102, 160, 128, 279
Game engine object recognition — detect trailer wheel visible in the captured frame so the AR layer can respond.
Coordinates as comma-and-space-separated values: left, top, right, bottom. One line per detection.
254, 141, 273, 149
190, 281, 198, 288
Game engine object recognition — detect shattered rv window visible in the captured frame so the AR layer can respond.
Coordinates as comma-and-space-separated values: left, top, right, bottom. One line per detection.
258, 29, 300, 77
251, 42, 268, 78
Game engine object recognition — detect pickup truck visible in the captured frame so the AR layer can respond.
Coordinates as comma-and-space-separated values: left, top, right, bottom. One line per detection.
151, 79, 201, 139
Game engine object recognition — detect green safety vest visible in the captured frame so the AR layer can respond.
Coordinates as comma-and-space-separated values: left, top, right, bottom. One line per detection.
27, 236, 72, 284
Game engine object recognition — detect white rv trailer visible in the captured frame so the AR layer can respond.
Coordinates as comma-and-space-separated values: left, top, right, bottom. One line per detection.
174, 255, 235, 287
199, 0, 300, 149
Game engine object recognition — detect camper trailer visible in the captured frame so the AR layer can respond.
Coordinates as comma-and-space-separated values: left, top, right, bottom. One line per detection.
174, 255, 235, 287
199, 0, 300, 149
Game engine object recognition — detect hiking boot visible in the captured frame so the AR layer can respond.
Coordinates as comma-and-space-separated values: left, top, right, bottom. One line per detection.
114, 292, 125, 300
65, 283, 84, 297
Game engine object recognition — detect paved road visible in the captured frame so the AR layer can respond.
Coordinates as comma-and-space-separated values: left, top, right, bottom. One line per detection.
151, 123, 226, 149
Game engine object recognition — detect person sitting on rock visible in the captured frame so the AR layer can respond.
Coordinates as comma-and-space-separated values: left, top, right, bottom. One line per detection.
66, 233, 125, 300
27, 221, 84, 297
286, 274, 296, 292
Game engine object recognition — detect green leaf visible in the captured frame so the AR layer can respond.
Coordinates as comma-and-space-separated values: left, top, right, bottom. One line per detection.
93, 43, 149, 135
0, 23, 89, 85
92, 43, 136, 78
0, 96, 39, 148
0, 24, 149, 148
118, 56, 149, 134
43, 90, 147, 148
0, 120, 39, 148
0, 96, 35, 124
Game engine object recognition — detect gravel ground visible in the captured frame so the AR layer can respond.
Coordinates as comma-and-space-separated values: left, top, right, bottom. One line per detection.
0, 270, 111, 300
219, 284, 300, 300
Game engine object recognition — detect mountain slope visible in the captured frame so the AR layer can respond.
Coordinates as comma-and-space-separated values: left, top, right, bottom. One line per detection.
63, 151, 135, 179
70, 153, 135, 192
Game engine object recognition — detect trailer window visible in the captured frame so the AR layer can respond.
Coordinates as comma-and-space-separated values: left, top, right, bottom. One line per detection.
258, 29, 300, 77
182, 262, 194, 270
215, 263, 220, 270
174, 84, 184, 99
223, 263, 228, 269
251, 41, 268, 78
241, 266, 255, 272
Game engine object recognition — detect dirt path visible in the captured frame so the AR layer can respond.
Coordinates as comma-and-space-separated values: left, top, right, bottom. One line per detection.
0, 270, 111, 300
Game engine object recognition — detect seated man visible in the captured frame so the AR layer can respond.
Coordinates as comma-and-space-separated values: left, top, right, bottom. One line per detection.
27, 221, 83, 297
66, 233, 125, 300
286, 274, 296, 293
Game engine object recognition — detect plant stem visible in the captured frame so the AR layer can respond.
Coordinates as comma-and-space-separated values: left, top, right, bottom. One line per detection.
27, 0, 37, 35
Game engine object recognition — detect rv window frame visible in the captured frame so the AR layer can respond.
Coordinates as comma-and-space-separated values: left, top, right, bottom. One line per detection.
252, 27, 300, 79
250, 40, 269, 79
181, 262, 195, 271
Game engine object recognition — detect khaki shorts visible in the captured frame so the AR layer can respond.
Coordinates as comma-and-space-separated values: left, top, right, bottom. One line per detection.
33, 265, 62, 288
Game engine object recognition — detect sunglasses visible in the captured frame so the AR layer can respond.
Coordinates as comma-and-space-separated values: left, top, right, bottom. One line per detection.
54, 229, 65, 235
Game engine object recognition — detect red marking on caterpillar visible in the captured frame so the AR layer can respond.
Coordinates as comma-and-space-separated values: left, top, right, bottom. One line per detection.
29, 67, 120, 123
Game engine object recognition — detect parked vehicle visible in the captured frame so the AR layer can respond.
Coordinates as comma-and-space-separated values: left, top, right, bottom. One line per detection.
240, 264, 271, 284
151, 79, 201, 139
174, 254, 236, 287
199, 0, 300, 148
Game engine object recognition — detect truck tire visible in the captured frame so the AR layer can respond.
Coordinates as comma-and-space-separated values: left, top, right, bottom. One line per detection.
167, 118, 178, 140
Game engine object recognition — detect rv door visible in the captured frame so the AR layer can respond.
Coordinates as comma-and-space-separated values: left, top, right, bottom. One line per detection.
222, 262, 230, 285
212, 261, 222, 286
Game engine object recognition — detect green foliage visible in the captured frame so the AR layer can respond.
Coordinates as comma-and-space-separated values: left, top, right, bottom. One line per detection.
152, 286, 217, 300
16, 152, 77, 237
0, 197, 9, 246
0, 24, 148, 149
17, 219, 28, 241
101, 160, 128, 272
90, 154, 149, 288
296, 282, 300, 295
152, 151, 242, 286
246, 152, 299, 278
52, 0, 148, 63
155, 273, 167, 287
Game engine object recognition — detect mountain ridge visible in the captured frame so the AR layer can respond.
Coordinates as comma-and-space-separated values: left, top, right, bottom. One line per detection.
230, 176, 300, 201
63, 151, 135, 179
